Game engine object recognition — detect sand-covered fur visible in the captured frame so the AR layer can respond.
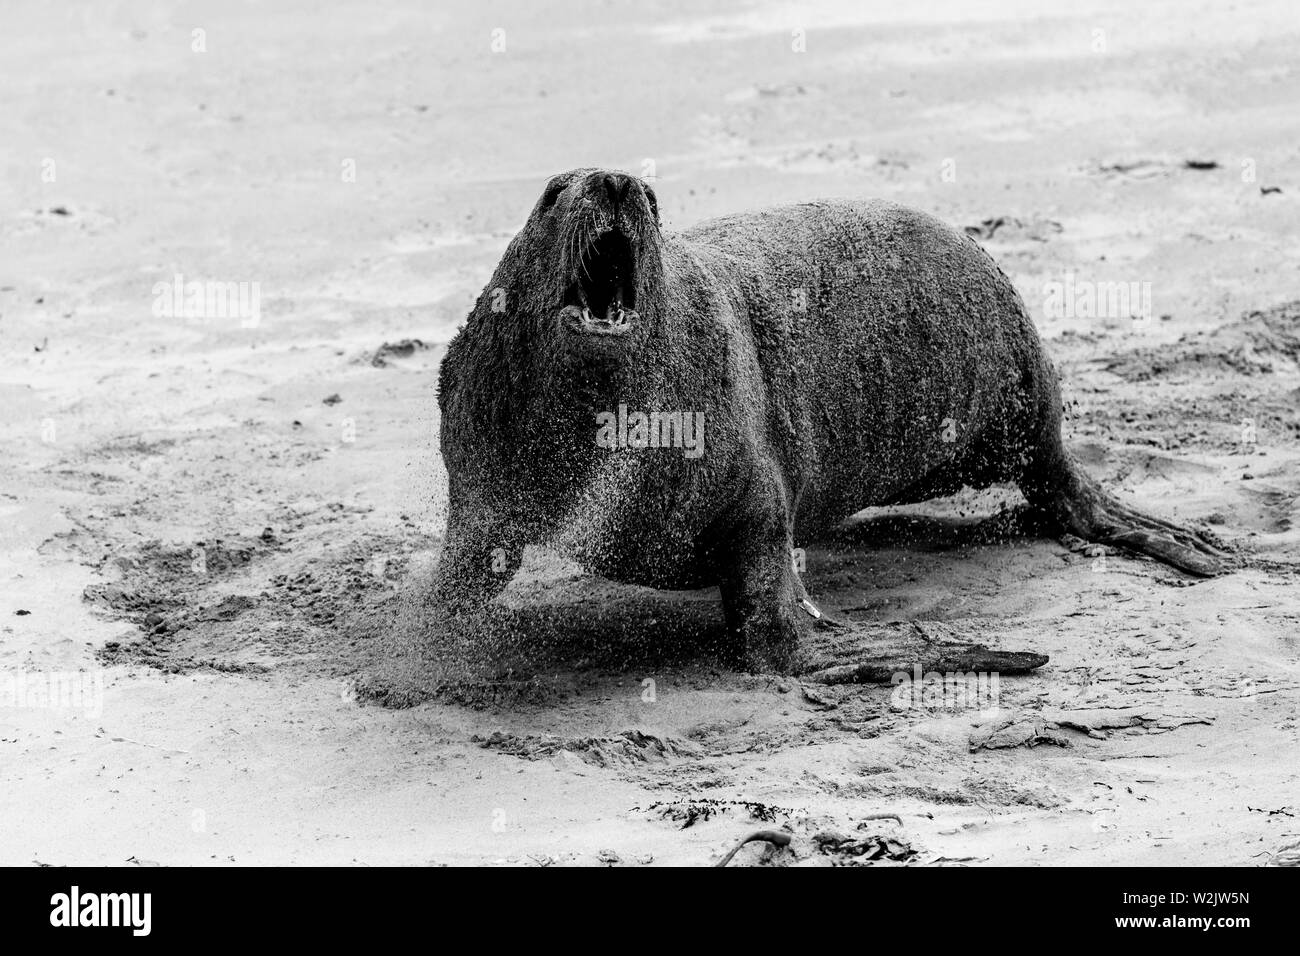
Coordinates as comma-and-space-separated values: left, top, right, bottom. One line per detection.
433, 170, 1225, 672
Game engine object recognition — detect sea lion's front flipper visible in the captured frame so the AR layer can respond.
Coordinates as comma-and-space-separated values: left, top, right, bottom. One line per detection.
792, 578, 852, 632
711, 461, 825, 672
794, 621, 1049, 686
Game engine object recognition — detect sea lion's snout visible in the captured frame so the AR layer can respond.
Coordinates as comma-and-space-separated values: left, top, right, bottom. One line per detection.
568, 222, 640, 334
550, 169, 659, 338
600, 172, 634, 210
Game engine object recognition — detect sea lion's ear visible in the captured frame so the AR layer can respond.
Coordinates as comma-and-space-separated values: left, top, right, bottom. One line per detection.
643, 183, 660, 227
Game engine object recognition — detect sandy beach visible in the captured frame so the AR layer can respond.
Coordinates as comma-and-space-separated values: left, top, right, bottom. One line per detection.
2, 0, 1298, 865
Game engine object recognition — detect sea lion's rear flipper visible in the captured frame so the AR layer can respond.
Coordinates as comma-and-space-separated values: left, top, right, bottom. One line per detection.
1027, 458, 1230, 578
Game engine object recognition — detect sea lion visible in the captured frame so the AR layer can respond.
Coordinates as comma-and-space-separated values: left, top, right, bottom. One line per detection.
433, 167, 1225, 672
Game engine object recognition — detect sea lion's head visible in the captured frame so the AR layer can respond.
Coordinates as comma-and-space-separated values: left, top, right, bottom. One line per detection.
523, 168, 662, 342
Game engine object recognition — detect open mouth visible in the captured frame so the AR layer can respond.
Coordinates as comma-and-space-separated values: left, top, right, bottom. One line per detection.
565, 229, 639, 335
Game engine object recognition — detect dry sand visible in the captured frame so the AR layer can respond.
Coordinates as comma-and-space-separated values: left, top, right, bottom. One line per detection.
2, 0, 1299, 865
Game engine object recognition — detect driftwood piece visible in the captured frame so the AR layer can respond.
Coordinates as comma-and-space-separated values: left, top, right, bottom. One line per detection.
796, 620, 1048, 685
970, 714, 1072, 750
714, 830, 793, 867
969, 705, 1214, 750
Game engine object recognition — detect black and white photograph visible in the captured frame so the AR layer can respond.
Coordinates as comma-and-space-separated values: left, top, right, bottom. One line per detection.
1, 0, 1297, 908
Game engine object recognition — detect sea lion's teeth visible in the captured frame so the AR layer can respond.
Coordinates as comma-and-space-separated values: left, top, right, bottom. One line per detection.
582, 307, 594, 324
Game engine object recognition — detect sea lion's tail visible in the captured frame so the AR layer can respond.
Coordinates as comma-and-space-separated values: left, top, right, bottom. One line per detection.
1028, 459, 1229, 578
